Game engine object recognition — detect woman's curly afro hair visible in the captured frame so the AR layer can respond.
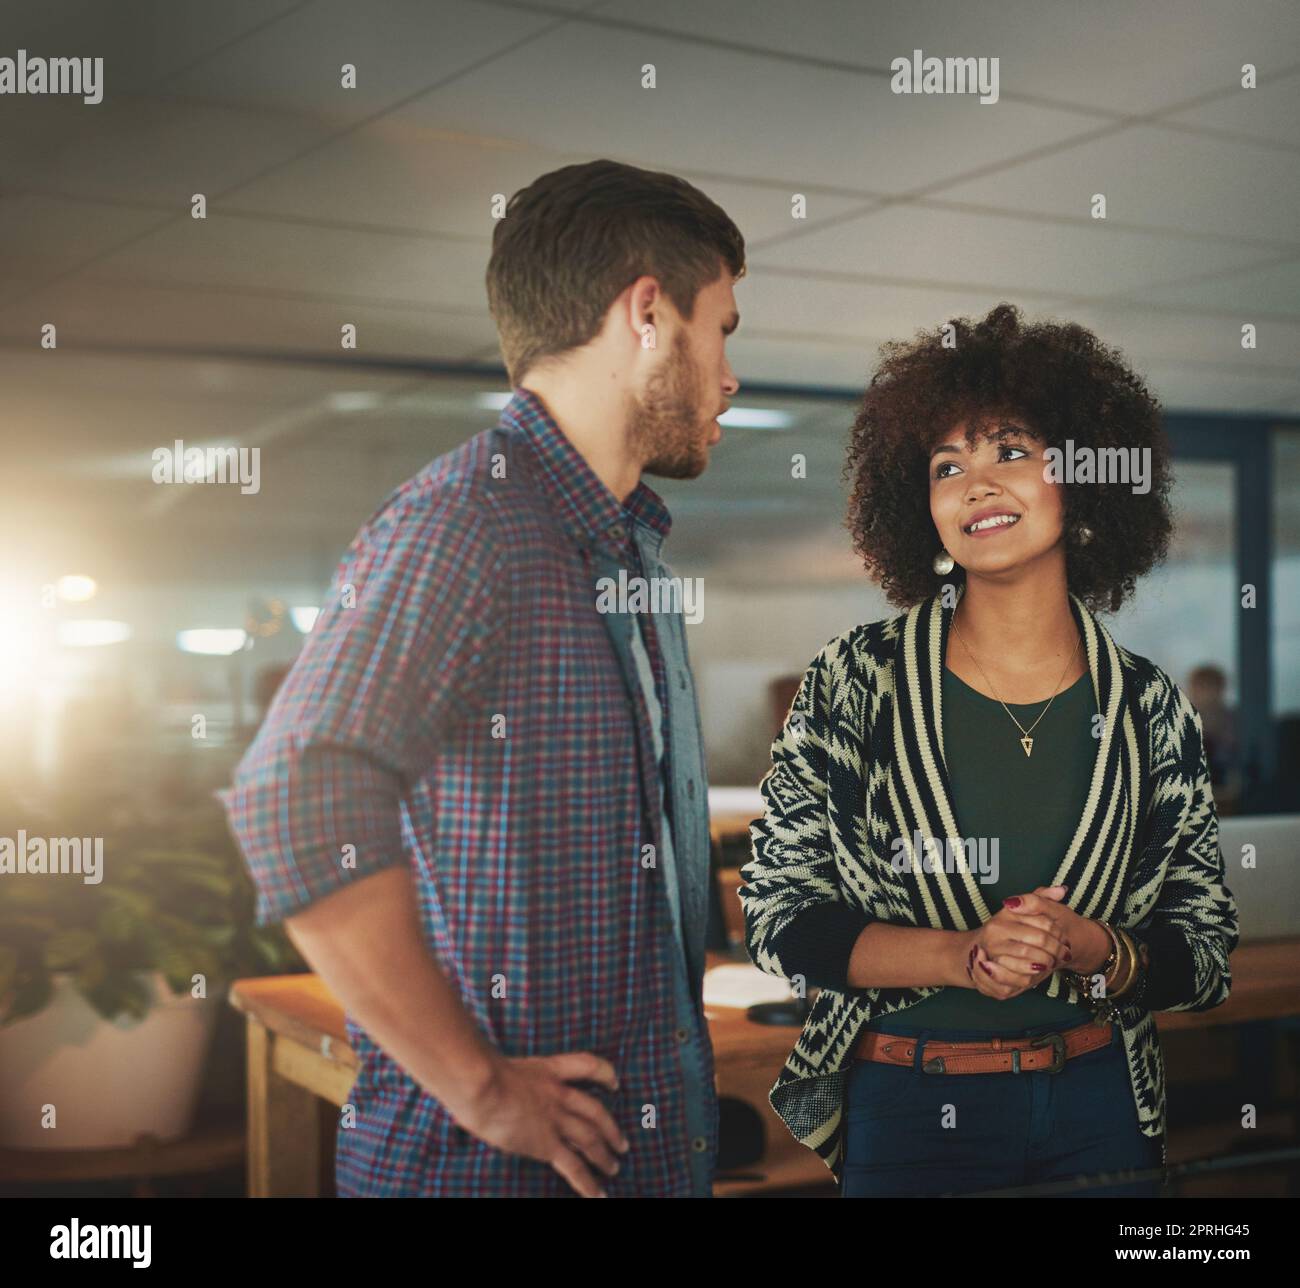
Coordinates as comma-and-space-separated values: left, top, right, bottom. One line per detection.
844, 302, 1174, 614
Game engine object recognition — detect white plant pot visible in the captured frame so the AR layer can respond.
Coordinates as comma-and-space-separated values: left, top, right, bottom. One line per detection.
0, 970, 221, 1151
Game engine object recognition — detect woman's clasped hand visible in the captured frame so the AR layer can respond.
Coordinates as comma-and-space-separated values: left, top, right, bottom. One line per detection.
965, 884, 1105, 1000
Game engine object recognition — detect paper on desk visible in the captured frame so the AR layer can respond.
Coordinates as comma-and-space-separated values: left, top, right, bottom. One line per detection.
702, 962, 797, 1008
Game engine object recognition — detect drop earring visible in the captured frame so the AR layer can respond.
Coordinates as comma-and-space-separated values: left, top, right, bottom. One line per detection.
1075, 525, 1095, 546
932, 548, 955, 575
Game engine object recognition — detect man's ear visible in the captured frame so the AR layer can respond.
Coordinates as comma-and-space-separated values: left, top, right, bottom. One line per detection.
626, 276, 667, 354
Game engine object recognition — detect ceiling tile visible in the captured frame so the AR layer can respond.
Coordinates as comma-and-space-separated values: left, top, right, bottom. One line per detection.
15, 97, 336, 204
0, 195, 171, 280
752, 203, 1272, 297
595, 0, 1300, 115
390, 21, 1100, 195
1139, 255, 1300, 317
0, 275, 501, 359
1162, 65, 1300, 147
940, 123, 1300, 244
0, 0, 305, 92
84, 215, 490, 307
166, 0, 558, 122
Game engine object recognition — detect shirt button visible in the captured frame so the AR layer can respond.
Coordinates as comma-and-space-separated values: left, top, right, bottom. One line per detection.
609, 524, 626, 542
691, 1137, 708, 1153
675, 1027, 689, 1043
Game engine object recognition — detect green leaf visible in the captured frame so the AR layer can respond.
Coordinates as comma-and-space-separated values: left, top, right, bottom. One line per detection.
0, 914, 61, 939
0, 795, 316, 1023
98, 903, 141, 943
82, 972, 152, 1023
75, 953, 109, 991
158, 945, 219, 986
0, 881, 57, 910
102, 887, 155, 917
3, 969, 53, 1025
44, 930, 98, 970
170, 870, 234, 897
0, 945, 18, 997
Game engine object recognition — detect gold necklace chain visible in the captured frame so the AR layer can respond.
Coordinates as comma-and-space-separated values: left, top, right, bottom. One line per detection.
950, 616, 1082, 758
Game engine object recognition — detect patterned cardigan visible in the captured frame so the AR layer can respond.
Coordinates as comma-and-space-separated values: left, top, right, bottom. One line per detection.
740, 586, 1240, 1179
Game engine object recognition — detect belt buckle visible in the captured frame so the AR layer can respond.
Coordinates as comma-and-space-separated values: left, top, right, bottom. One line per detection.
1025, 1031, 1067, 1074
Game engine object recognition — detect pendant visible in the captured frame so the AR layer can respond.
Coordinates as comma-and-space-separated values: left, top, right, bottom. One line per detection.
1020, 736, 1034, 757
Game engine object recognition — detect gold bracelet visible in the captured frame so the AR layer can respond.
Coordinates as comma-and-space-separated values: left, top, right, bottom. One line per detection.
1101, 921, 1130, 994
1107, 928, 1133, 995
1096, 920, 1122, 981
1069, 921, 1125, 1019
1110, 928, 1139, 998
1121, 929, 1143, 996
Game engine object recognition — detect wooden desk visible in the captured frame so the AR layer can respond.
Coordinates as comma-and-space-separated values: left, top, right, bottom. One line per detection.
0, 1121, 244, 1196
228, 953, 822, 1197
710, 810, 758, 848
230, 939, 1300, 1197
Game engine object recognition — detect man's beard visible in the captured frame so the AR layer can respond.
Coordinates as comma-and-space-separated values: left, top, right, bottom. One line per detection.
627, 332, 711, 480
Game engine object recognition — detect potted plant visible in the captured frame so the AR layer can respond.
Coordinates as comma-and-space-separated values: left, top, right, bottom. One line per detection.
0, 793, 303, 1150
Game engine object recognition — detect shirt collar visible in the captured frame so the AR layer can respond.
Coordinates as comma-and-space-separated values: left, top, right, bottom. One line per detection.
501, 386, 673, 552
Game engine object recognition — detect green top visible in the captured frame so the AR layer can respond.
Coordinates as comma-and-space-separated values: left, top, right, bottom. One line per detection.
869, 665, 1097, 1032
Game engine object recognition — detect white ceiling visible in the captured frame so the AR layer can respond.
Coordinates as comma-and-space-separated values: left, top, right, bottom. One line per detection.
2, 0, 1299, 587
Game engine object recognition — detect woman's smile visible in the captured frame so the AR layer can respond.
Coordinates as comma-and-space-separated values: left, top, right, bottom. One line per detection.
962, 510, 1023, 538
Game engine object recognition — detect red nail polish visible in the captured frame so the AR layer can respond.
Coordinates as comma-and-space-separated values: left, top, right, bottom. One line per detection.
980, 961, 993, 975
1030, 963, 1043, 972
1004, 896, 1022, 909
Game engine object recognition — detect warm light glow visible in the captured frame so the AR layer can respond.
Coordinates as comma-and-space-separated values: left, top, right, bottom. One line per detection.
717, 407, 793, 430
329, 392, 382, 413
55, 574, 98, 602
290, 606, 320, 633
177, 629, 247, 655
0, 612, 40, 697
58, 619, 131, 647
0, 579, 43, 701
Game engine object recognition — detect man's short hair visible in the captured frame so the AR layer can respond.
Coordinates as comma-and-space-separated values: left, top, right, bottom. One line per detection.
486, 158, 746, 385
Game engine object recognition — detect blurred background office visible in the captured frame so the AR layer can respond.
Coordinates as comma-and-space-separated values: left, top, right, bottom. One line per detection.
2, 0, 1299, 1197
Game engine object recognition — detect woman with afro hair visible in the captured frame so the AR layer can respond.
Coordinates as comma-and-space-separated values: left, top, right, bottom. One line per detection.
741, 303, 1239, 1198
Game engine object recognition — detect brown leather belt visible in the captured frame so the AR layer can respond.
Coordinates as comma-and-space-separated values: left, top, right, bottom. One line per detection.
854, 1020, 1112, 1075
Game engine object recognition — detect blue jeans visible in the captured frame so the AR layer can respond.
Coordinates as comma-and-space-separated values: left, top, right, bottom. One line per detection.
841, 1018, 1164, 1198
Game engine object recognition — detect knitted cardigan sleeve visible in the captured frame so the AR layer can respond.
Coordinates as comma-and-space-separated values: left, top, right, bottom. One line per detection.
739, 643, 872, 992
1134, 682, 1240, 1012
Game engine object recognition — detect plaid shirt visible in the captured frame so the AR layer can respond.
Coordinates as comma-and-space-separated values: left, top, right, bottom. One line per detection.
219, 388, 717, 1196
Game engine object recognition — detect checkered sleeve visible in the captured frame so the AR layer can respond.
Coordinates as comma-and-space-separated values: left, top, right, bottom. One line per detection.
218, 493, 504, 926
